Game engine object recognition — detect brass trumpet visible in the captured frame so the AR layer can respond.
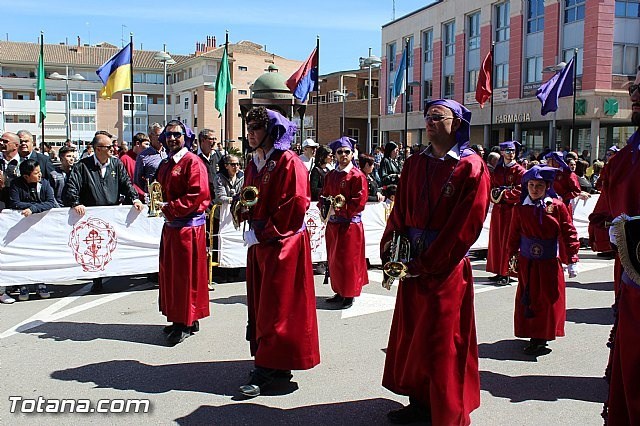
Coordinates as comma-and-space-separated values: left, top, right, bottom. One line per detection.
319, 194, 347, 222
382, 232, 411, 290
232, 186, 259, 229
148, 181, 164, 217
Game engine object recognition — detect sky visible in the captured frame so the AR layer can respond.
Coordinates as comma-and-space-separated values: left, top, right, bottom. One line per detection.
0, 0, 431, 74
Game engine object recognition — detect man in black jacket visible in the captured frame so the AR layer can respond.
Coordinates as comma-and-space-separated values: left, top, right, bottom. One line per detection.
17, 130, 54, 181
63, 131, 144, 292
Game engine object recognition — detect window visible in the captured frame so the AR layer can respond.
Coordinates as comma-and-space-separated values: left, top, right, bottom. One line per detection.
495, 2, 510, 41
71, 116, 97, 132
423, 80, 433, 108
468, 13, 480, 50
238, 89, 248, 95
123, 116, 148, 135
444, 22, 456, 57
193, 93, 198, 104
563, 48, 584, 75
495, 63, 509, 88
613, 44, 639, 75
184, 96, 189, 109
238, 66, 248, 71
193, 117, 198, 128
372, 129, 379, 147
176, 95, 180, 105
123, 94, 148, 112
305, 129, 316, 140
443, 75, 455, 98
564, 0, 585, 23
406, 36, 414, 67
388, 43, 397, 72
423, 30, 433, 62
347, 128, 359, 143
527, 0, 545, 33
615, 0, 639, 17
525, 56, 543, 83
329, 90, 343, 103
70, 92, 96, 110
467, 69, 478, 92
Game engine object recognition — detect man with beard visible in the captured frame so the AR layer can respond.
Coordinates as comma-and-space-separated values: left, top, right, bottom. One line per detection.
590, 66, 640, 425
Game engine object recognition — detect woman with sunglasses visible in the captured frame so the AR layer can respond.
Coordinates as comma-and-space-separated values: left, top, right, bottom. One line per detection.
379, 141, 401, 186
309, 145, 333, 202
319, 137, 369, 309
213, 154, 244, 213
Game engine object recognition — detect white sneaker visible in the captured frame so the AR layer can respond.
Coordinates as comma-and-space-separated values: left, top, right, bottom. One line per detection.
18, 286, 29, 301
37, 284, 50, 299
0, 293, 15, 304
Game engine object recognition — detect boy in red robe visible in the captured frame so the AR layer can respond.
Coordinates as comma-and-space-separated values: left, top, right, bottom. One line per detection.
319, 136, 369, 309
381, 99, 490, 425
486, 140, 525, 285
156, 120, 211, 345
237, 107, 320, 397
507, 165, 579, 356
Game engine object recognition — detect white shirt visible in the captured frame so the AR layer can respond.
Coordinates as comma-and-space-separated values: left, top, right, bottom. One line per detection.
93, 155, 109, 178
299, 154, 314, 172
253, 147, 275, 172
424, 143, 461, 161
172, 147, 188, 164
337, 161, 354, 174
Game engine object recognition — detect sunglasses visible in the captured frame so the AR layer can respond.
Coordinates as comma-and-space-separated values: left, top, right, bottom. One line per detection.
503, 149, 515, 153
425, 114, 454, 122
336, 149, 352, 155
247, 123, 264, 132
95, 145, 113, 150
226, 163, 240, 167
164, 131, 184, 139
629, 84, 640, 96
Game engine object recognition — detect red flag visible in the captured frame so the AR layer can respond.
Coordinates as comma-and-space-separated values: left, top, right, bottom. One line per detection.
475, 50, 492, 108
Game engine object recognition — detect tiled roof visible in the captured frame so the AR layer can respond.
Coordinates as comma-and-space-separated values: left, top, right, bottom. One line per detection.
0, 41, 191, 70
199, 40, 286, 60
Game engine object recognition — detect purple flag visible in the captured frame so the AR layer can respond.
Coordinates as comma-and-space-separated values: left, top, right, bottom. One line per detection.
536, 57, 575, 116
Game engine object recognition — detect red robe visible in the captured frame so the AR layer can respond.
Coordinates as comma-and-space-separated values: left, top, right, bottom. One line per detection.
589, 162, 613, 253
589, 131, 640, 425
320, 164, 369, 297
381, 148, 490, 426
243, 150, 320, 371
507, 198, 579, 340
120, 150, 144, 199
157, 151, 211, 326
486, 162, 525, 276
552, 169, 581, 213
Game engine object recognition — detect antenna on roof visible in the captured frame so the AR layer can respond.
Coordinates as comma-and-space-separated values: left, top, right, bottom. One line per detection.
393, 0, 396, 20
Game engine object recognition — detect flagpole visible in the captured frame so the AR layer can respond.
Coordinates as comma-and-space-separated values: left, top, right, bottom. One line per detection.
315, 36, 319, 146
570, 48, 577, 151
489, 42, 495, 148
224, 31, 229, 151
403, 37, 409, 151
129, 33, 134, 143
39, 32, 45, 153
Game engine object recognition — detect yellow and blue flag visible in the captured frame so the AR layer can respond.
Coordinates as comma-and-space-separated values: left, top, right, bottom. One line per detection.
96, 43, 132, 99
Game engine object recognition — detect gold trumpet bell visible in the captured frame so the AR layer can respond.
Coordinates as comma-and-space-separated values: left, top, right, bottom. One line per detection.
232, 186, 260, 230
333, 194, 346, 209
383, 261, 408, 279
148, 181, 164, 217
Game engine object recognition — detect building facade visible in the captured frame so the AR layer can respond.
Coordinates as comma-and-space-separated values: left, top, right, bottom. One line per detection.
380, 0, 639, 160
0, 37, 302, 151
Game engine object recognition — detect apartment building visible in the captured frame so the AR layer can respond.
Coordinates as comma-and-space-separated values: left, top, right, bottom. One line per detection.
381, 0, 639, 159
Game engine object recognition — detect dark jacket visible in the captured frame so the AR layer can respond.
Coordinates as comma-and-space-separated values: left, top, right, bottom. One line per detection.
198, 152, 218, 200
379, 157, 401, 186
9, 177, 56, 213
366, 174, 381, 202
23, 151, 55, 181
310, 166, 330, 202
49, 166, 70, 207
62, 156, 139, 207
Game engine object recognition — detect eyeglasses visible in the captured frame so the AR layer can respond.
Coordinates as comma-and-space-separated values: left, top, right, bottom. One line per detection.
336, 149, 352, 155
226, 163, 240, 167
164, 131, 184, 139
425, 114, 454, 122
95, 145, 113, 150
503, 149, 515, 154
203, 136, 216, 141
247, 123, 264, 132
0, 138, 11, 144
629, 84, 640, 96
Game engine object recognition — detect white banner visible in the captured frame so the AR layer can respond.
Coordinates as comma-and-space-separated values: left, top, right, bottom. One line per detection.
0, 206, 163, 285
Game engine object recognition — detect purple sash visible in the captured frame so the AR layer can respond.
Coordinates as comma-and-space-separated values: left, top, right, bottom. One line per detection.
622, 271, 640, 290
407, 227, 439, 256
166, 212, 206, 228
519, 236, 557, 260
328, 215, 362, 224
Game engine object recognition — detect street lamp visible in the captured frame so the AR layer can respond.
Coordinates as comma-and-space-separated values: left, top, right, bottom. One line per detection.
336, 91, 354, 136
154, 45, 175, 125
542, 61, 567, 150
360, 48, 381, 155
50, 67, 85, 142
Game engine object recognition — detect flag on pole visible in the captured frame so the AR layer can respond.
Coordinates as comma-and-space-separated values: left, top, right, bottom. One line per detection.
37, 36, 46, 120
215, 44, 232, 117
475, 50, 492, 108
389, 47, 407, 114
536, 57, 575, 116
286, 47, 318, 102
96, 43, 132, 99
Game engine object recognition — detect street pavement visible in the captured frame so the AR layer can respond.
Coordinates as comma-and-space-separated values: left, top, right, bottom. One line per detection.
0, 250, 614, 425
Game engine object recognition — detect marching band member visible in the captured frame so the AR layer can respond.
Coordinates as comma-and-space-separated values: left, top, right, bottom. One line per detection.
155, 120, 211, 346
237, 107, 320, 397
486, 141, 525, 285
319, 137, 369, 309
507, 165, 579, 356
544, 151, 587, 215
380, 99, 490, 425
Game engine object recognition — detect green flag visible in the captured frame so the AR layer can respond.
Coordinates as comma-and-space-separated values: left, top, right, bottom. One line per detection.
37, 35, 46, 120
214, 45, 232, 117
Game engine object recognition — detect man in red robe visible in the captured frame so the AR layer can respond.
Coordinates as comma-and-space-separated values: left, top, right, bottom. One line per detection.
507, 166, 579, 356
319, 136, 368, 309
486, 140, 525, 285
237, 107, 320, 397
381, 99, 490, 425
544, 151, 587, 215
590, 66, 640, 425
156, 120, 211, 346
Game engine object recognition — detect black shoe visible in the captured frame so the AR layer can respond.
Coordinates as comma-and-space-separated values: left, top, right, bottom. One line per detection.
488, 274, 502, 282
239, 367, 275, 397
496, 276, 510, 286
189, 320, 200, 334
523, 339, 549, 356
326, 294, 344, 303
274, 369, 293, 381
341, 297, 354, 309
163, 323, 176, 334
167, 324, 190, 346
597, 251, 616, 259
387, 403, 431, 424
90, 279, 103, 293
